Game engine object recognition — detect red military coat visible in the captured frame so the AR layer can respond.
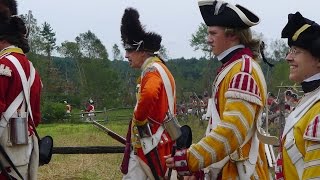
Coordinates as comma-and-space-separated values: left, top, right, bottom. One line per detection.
0, 47, 42, 131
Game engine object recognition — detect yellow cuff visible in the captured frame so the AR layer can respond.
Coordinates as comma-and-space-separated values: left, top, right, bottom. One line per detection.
133, 118, 148, 126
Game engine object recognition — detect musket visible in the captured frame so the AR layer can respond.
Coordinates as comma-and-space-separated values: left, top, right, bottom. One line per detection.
90, 120, 126, 145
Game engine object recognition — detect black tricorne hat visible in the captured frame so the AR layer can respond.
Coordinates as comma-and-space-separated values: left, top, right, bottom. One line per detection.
281, 12, 320, 58
198, 0, 260, 28
120, 8, 161, 52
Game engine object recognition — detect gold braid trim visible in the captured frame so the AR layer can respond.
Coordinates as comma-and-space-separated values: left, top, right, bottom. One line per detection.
292, 24, 311, 41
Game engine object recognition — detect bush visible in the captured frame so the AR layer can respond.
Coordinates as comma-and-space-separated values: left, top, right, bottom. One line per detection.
42, 102, 66, 123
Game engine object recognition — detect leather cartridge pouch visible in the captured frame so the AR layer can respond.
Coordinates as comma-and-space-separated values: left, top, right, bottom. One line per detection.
38, 135, 53, 166
163, 112, 181, 141
9, 117, 28, 145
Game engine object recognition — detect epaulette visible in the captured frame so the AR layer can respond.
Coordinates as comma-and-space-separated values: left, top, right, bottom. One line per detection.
142, 65, 157, 77
225, 55, 262, 105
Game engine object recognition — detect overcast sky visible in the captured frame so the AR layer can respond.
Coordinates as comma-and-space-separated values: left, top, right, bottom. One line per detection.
19, 0, 319, 59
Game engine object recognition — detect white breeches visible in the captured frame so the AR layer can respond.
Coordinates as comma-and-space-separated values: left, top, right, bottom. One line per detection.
122, 151, 148, 180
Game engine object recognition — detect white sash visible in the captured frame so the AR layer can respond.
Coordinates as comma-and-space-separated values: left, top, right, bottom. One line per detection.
138, 63, 175, 155
282, 90, 320, 139
205, 59, 242, 135
0, 55, 36, 138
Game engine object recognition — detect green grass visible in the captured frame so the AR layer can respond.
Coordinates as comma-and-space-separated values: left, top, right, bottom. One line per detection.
37, 115, 207, 180
38, 114, 278, 179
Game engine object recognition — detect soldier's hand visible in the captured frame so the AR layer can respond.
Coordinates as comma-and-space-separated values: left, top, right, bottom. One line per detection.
164, 154, 175, 168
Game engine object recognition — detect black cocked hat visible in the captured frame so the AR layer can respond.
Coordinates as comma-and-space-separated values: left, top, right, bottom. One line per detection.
281, 12, 320, 58
198, 0, 260, 28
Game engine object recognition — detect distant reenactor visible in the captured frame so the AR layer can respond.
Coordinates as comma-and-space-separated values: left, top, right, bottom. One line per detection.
64, 101, 72, 116
85, 99, 95, 121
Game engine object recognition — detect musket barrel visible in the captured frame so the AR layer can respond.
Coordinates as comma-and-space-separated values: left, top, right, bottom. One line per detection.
91, 120, 126, 145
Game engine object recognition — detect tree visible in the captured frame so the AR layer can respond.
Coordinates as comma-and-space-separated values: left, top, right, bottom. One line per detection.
269, 39, 289, 61
20, 11, 43, 54
159, 45, 169, 60
58, 41, 82, 59
75, 30, 108, 60
190, 23, 212, 58
40, 22, 56, 58
57, 41, 86, 88
112, 44, 123, 61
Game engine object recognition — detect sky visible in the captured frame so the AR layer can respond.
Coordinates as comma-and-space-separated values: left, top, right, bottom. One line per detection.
19, 0, 319, 59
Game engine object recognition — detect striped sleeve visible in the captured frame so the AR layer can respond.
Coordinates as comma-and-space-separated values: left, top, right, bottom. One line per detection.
303, 114, 320, 179
187, 98, 259, 171
225, 57, 262, 106
304, 115, 320, 141
225, 72, 262, 106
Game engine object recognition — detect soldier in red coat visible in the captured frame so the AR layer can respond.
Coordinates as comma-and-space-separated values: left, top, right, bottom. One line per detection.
120, 7, 177, 180
0, 1, 42, 179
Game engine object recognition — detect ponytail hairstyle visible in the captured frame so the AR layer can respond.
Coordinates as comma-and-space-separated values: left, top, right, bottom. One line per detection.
224, 28, 260, 59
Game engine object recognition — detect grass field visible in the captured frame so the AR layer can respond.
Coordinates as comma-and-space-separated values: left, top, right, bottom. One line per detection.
37, 111, 207, 180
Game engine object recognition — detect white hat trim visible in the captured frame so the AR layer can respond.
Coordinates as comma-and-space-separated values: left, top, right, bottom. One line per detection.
226, 4, 260, 26
198, 0, 260, 27
214, 1, 224, 15
198, 0, 216, 6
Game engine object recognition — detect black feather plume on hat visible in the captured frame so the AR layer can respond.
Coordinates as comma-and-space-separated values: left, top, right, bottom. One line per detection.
120, 7, 162, 52
121, 8, 145, 51
7, 0, 17, 15
0, 0, 17, 15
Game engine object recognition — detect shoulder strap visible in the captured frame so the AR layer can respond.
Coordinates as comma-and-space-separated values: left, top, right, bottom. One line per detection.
282, 91, 320, 139
6, 55, 36, 122
207, 58, 254, 132
213, 59, 242, 93
206, 59, 242, 132
284, 128, 303, 179
152, 63, 175, 115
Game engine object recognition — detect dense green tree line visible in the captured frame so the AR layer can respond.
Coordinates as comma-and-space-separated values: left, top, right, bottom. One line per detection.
20, 12, 293, 122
